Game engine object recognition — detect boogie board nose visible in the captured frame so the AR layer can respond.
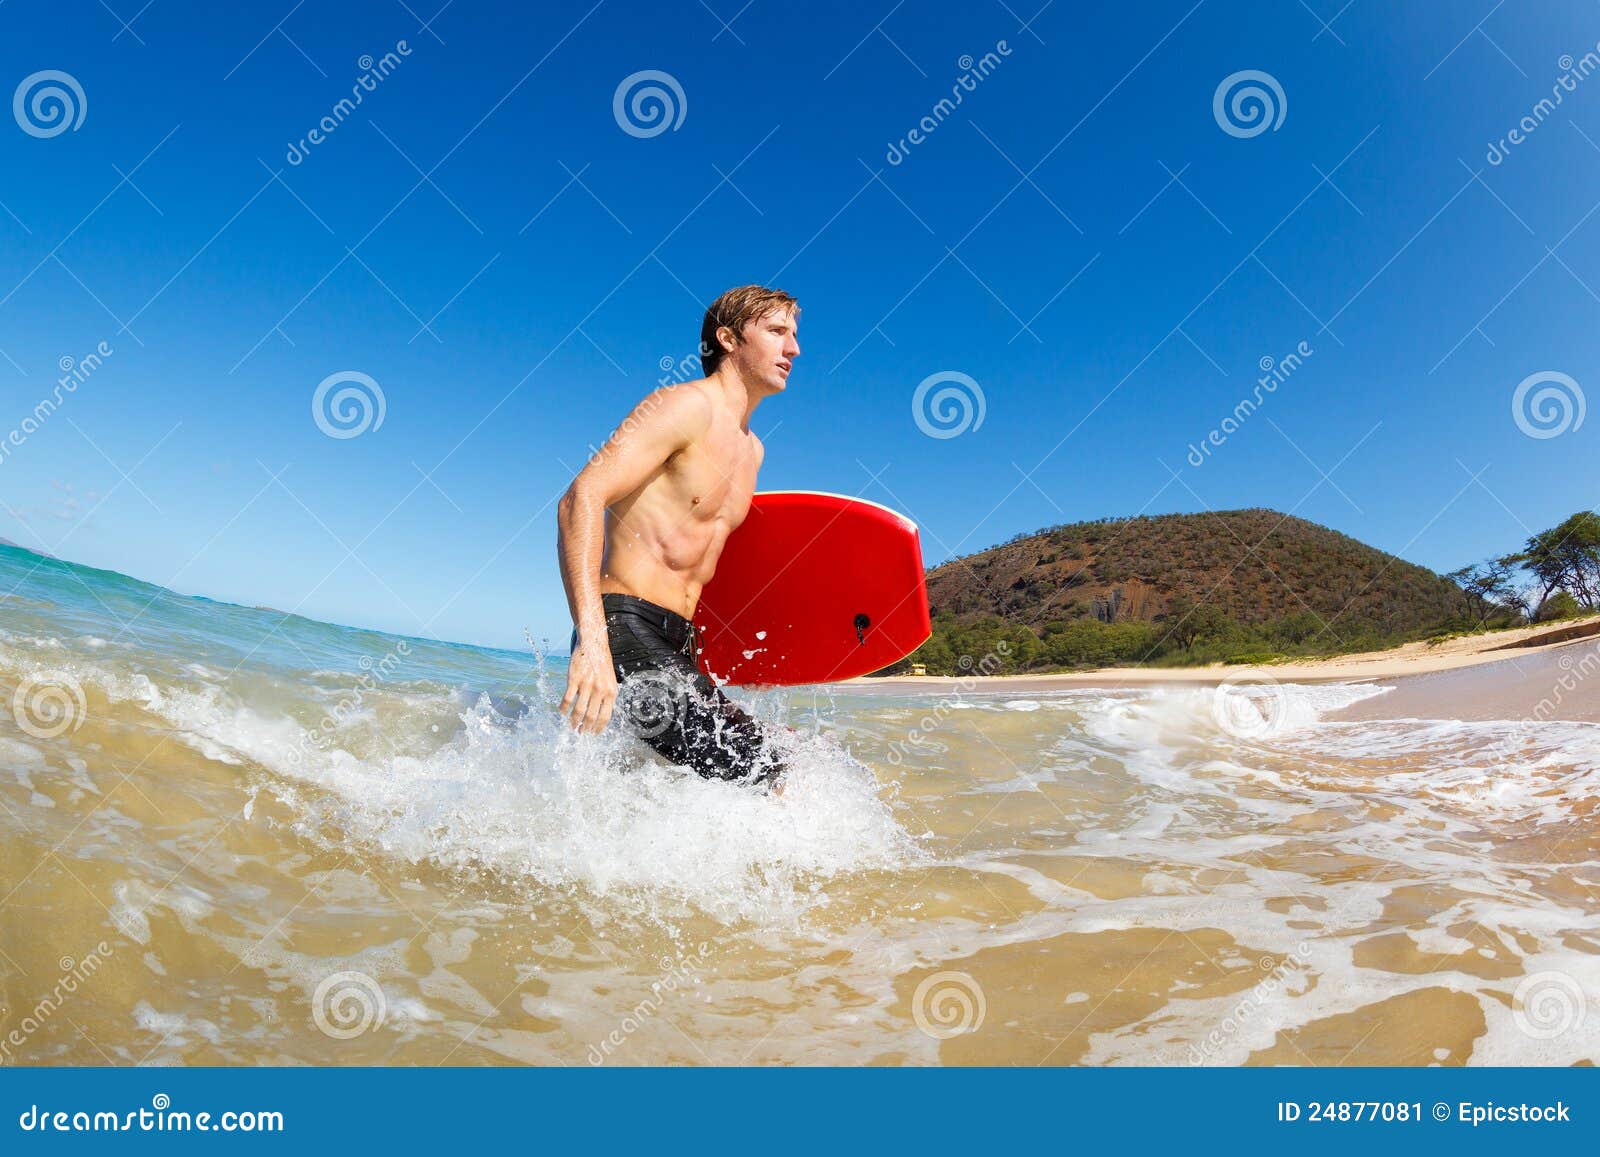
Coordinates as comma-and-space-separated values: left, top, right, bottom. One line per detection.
693, 491, 931, 686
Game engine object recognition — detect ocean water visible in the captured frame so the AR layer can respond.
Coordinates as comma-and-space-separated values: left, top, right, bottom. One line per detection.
2, 542, 1598, 1066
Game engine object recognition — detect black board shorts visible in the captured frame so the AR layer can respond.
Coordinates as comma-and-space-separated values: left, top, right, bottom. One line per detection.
570, 593, 784, 788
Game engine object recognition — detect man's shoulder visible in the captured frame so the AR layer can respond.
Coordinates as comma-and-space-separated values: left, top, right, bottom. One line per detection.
640, 379, 714, 425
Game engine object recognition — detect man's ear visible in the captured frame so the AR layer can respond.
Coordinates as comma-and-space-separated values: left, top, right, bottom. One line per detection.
715, 325, 738, 356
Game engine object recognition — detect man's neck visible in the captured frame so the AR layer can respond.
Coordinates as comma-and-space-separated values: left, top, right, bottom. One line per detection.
705, 366, 769, 430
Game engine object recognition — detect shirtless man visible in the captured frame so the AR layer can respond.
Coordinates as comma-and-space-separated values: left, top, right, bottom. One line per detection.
556, 285, 800, 788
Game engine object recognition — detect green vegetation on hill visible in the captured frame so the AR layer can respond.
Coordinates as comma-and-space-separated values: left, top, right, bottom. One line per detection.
887, 508, 1595, 676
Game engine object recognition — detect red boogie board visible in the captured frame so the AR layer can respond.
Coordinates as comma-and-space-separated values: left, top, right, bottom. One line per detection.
693, 491, 931, 687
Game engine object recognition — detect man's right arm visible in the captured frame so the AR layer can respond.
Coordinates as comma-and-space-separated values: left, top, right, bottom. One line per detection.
555, 386, 710, 734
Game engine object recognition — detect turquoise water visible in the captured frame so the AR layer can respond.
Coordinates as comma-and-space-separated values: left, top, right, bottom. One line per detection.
0, 542, 548, 694
4, 540, 1600, 1065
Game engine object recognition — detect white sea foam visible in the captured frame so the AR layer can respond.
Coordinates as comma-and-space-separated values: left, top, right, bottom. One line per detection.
10, 620, 1600, 1064
96, 665, 920, 926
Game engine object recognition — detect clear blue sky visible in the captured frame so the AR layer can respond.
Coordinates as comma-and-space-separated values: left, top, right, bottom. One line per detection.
2, 0, 1596, 650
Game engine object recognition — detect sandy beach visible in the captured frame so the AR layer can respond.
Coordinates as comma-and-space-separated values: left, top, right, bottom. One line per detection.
847, 615, 1600, 699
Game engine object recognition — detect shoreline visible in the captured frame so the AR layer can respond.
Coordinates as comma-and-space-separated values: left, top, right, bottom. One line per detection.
841, 615, 1600, 693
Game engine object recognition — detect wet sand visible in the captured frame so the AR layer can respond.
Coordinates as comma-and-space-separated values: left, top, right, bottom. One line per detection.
1331, 642, 1600, 725
848, 616, 1600, 703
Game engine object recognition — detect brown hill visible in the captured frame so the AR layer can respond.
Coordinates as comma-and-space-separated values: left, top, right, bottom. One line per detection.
926, 509, 1462, 647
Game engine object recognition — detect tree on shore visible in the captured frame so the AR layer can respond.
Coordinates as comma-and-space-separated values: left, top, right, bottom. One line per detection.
1536, 590, 1582, 622
1514, 511, 1600, 610
1445, 510, 1600, 625
1446, 556, 1521, 628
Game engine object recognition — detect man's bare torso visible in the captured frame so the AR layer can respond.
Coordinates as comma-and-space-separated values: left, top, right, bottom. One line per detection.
598, 382, 763, 620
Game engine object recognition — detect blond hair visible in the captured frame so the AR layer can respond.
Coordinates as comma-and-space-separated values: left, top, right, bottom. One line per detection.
699, 285, 799, 374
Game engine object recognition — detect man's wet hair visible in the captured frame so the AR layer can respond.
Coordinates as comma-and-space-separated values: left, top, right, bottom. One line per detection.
699, 285, 800, 374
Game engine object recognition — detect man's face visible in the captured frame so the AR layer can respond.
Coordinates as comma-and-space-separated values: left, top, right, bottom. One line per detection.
723, 307, 799, 393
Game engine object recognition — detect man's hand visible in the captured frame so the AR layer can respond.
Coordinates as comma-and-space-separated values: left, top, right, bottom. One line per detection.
561, 634, 618, 735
